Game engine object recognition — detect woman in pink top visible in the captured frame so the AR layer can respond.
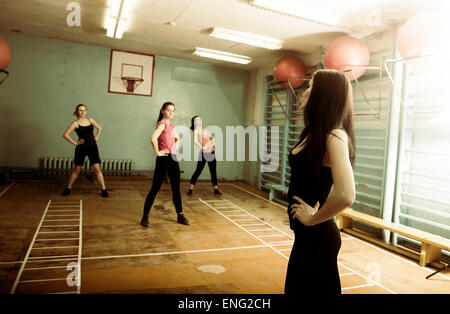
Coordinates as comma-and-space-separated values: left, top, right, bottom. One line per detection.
140, 102, 189, 227
188, 115, 221, 195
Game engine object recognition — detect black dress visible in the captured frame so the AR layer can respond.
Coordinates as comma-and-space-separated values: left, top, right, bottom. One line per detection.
284, 147, 342, 295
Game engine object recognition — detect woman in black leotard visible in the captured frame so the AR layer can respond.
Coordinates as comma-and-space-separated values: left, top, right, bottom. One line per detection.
285, 69, 356, 295
62, 104, 108, 197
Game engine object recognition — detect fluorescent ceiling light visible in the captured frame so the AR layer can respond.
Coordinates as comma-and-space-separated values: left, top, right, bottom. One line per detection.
106, 0, 134, 39
192, 48, 252, 64
209, 27, 282, 50
249, 0, 339, 27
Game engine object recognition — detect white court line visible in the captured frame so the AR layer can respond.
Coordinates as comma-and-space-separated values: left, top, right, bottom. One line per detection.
339, 273, 355, 277
200, 199, 290, 260
228, 183, 286, 209
341, 283, 375, 291
28, 255, 78, 260
40, 231, 79, 234
258, 234, 286, 238
0, 183, 15, 197
217, 189, 399, 294
26, 257, 77, 263
32, 246, 79, 250
268, 241, 293, 245
10, 200, 52, 294
220, 198, 294, 239
81, 244, 270, 261
229, 183, 449, 281
40, 225, 79, 227
343, 233, 450, 281
50, 205, 78, 210
46, 214, 80, 217
240, 224, 265, 227
51, 202, 80, 204
77, 200, 83, 294
248, 228, 275, 232
35, 238, 79, 241
24, 265, 68, 271
19, 278, 67, 284
338, 262, 397, 294
49, 291, 77, 295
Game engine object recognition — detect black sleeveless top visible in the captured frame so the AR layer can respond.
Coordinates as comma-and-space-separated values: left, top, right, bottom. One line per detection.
75, 120, 96, 146
287, 147, 333, 232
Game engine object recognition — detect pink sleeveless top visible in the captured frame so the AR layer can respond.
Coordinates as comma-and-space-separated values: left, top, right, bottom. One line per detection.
157, 120, 176, 154
198, 129, 213, 153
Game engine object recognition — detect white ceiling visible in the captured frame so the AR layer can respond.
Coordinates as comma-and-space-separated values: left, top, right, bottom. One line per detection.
0, 0, 446, 70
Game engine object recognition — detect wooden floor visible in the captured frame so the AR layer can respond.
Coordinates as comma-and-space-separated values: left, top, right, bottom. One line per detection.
0, 180, 448, 294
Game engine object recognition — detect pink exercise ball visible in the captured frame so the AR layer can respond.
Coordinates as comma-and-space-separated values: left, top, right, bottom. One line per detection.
0, 36, 12, 70
274, 55, 307, 88
324, 35, 370, 81
397, 11, 450, 61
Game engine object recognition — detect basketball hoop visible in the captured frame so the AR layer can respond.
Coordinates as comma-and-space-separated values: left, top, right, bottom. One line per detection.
121, 76, 144, 93
0, 69, 9, 85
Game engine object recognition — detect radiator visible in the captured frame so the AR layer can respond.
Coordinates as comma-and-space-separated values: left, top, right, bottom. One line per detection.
42, 157, 133, 176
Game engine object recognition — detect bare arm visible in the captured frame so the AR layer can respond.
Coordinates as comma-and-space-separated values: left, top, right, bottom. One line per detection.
291, 129, 355, 226
89, 118, 102, 142
193, 129, 203, 149
151, 124, 169, 156
62, 121, 80, 146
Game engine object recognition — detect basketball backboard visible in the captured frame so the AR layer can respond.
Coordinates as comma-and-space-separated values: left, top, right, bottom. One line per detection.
108, 49, 154, 96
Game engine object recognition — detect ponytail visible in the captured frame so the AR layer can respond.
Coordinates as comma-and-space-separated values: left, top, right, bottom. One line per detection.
190, 115, 199, 131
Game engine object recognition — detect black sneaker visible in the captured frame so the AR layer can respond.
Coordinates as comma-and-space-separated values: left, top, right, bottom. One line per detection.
62, 188, 71, 196
101, 189, 109, 198
177, 213, 190, 225
214, 189, 222, 195
187, 189, 192, 195
140, 215, 149, 227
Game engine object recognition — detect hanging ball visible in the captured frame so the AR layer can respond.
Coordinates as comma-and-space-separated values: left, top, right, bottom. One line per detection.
396, 10, 450, 61
274, 55, 307, 88
0, 36, 12, 70
324, 35, 370, 81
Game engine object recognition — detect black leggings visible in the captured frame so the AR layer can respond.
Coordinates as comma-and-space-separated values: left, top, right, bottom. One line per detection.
190, 151, 217, 186
143, 155, 182, 215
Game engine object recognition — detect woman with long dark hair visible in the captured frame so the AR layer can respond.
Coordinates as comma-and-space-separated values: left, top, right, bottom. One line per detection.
140, 102, 189, 227
187, 115, 221, 195
62, 104, 108, 197
285, 69, 356, 294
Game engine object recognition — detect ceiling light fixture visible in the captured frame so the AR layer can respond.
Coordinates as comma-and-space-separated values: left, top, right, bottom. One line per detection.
249, 0, 339, 27
192, 48, 252, 64
106, 0, 133, 39
209, 27, 283, 50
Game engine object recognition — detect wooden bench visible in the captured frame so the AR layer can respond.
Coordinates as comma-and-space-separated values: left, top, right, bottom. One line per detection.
266, 183, 288, 201
336, 208, 450, 267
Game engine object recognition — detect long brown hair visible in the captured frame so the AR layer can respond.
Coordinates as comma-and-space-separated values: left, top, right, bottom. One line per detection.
157, 102, 175, 124
296, 69, 355, 171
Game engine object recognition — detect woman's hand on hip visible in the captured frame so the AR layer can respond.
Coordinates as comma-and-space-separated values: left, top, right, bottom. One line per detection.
157, 149, 170, 156
290, 196, 319, 226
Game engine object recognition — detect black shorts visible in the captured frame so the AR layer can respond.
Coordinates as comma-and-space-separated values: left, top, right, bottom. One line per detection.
74, 143, 101, 166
